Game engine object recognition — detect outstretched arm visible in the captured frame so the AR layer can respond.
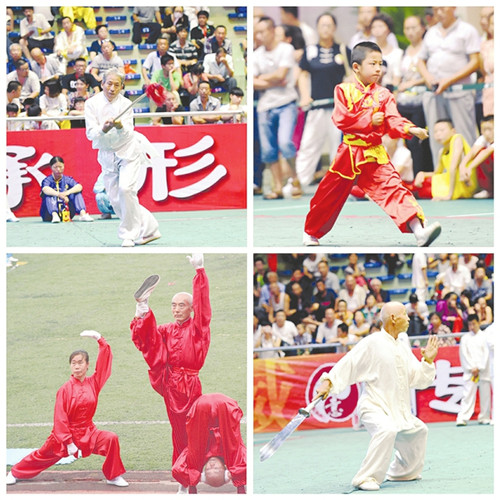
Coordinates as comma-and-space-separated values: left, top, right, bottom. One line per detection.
188, 254, 212, 336
80, 331, 112, 392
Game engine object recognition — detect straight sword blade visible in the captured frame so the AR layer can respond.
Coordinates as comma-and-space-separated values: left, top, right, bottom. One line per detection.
259, 413, 306, 461
259, 396, 322, 462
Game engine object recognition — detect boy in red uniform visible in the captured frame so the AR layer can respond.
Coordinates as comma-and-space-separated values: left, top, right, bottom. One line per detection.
303, 42, 441, 247
172, 393, 246, 494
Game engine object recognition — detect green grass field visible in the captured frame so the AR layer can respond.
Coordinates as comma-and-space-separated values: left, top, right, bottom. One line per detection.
6, 253, 247, 472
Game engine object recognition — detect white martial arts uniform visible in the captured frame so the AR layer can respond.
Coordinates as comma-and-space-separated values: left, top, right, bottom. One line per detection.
457, 328, 492, 424
321, 329, 435, 487
85, 91, 159, 243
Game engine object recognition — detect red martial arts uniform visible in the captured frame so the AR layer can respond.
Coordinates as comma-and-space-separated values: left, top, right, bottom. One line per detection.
11, 338, 126, 480
172, 393, 246, 489
304, 79, 425, 239
130, 268, 211, 465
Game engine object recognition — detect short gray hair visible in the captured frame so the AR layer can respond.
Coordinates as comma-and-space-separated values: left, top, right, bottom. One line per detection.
103, 67, 125, 86
172, 292, 193, 306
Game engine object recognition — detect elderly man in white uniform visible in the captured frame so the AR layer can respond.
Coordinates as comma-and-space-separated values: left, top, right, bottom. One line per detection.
85, 69, 160, 247
316, 301, 439, 491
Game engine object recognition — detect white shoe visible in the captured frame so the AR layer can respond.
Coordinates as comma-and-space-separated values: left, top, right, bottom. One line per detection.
177, 484, 188, 494
456, 420, 467, 426
386, 474, 422, 482
121, 239, 135, 247
6, 471, 17, 485
303, 232, 319, 246
478, 419, 491, 425
7, 215, 20, 222
135, 230, 161, 246
106, 475, 129, 487
415, 221, 441, 247
473, 189, 489, 199
51, 212, 61, 223
134, 274, 160, 302
78, 213, 94, 222
358, 478, 380, 491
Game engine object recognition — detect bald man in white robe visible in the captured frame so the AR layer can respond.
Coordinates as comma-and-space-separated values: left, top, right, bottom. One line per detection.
317, 301, 439, 491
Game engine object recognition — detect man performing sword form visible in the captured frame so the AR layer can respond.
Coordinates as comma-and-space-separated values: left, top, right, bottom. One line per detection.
85, 68, 161, 247
315, 301, 439, 491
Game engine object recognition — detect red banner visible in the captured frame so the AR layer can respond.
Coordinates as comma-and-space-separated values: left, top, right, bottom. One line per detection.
7, 125, 246, 217
254, 346, 483, 433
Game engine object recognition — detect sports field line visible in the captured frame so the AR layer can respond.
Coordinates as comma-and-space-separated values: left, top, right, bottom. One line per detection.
255, 205, 494, 218
155, 214, 246, 221
8, 417, 247, 428
445, 212, 494, 217
254, 204, 310, 212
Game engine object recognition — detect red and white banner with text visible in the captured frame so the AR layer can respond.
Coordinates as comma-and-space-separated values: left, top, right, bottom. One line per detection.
7, 125, 246, 217
254, 346, 482, 433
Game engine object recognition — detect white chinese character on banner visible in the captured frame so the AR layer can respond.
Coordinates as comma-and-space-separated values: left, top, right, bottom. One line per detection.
428, 359, 465, 414
6, 146, 52, 207
7, 135, 228, 207
137, 135, 228, 201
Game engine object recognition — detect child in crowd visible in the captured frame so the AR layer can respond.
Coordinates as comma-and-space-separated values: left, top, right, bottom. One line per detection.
7, 103, 23, 131
25, 104, 59, 130
303, 41, 441, 247
459, 115, 494, 199
220, 86, 246, 123
412, 119, 477, 201
68, 96, 86, 128
39, 79, 68, 128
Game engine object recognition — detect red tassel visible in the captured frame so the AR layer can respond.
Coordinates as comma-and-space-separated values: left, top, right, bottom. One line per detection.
145, 83, 167, 106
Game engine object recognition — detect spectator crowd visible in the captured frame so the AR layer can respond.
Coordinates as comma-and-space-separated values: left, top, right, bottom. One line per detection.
253, 253, 494, 358
253, 6, 494, 201
6, 6, 247, 130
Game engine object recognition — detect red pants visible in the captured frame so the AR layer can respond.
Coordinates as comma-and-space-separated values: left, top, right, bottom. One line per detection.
305, 161, 424, 238
410, 177, 432, 199
163, 382, 202, 467
11, 430, 126, 480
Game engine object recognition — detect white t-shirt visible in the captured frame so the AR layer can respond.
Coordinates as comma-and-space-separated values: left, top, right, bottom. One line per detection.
254, 41, 298, 112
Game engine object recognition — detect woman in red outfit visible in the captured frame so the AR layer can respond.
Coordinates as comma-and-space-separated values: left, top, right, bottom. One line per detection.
7, 331, 128, 487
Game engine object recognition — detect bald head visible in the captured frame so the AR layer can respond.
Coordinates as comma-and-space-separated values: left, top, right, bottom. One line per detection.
171, 292, 193, 323
30, 47, 45, 63
203, 456, 227, 487
380, 301, 408, 338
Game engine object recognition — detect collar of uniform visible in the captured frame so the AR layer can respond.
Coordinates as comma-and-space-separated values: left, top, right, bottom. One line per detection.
380, 328, 398, 343
175, 316, 193, 327
354, 74, 376, 94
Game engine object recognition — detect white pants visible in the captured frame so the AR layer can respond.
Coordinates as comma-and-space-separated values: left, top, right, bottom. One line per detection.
295, 108, 342, 186
352, 411, 428, 487
99, 152, 159, 242
457, 378, 491, 423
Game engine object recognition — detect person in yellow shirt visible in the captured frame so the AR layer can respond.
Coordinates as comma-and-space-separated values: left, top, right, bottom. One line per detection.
412, 119, 477, 200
